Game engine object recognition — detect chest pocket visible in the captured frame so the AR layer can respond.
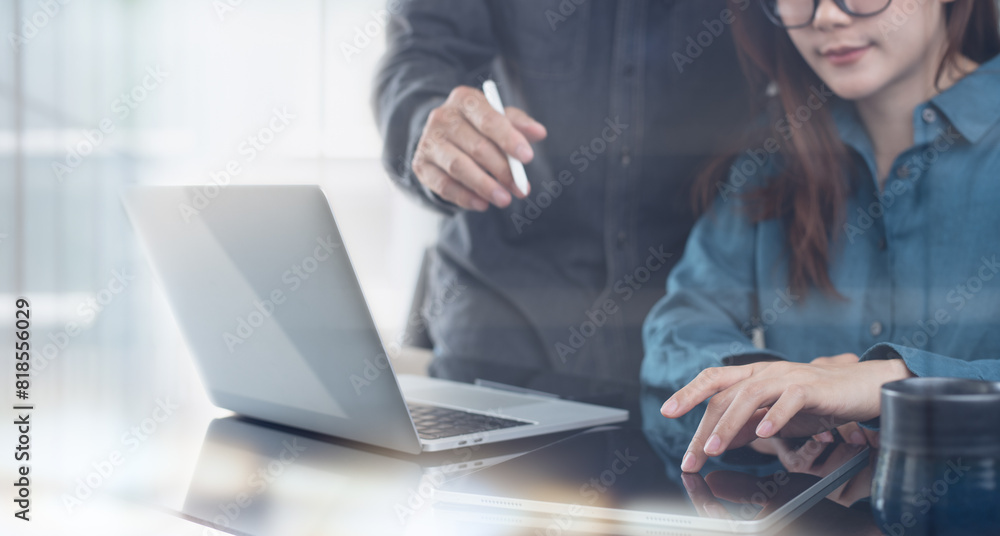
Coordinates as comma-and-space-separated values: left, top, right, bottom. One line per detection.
495, 0, 591, 80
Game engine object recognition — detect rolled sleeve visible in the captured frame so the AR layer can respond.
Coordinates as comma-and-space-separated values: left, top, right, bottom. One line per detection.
857, 343, 1000, 430
860, 342, 1000, 381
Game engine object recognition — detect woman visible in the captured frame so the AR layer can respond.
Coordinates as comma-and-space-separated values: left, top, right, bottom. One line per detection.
641, 0, 1000, 473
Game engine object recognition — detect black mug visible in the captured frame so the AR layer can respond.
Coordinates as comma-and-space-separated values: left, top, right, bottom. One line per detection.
872, 377, 1000, 536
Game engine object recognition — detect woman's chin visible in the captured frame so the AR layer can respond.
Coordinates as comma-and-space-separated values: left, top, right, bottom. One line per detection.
819, 78, 883, 102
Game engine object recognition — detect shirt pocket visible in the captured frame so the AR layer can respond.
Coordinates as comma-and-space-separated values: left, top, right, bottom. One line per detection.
496, 0, 590, 80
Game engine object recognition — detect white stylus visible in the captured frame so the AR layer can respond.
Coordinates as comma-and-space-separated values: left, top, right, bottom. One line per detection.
482, 80, 530, 196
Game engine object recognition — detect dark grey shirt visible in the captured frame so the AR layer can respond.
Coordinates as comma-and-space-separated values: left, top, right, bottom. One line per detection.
373, 0, 756, 403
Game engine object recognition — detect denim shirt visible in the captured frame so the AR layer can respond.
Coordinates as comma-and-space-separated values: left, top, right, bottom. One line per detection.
641, 55, 1000, 449
374, 0, 755, 395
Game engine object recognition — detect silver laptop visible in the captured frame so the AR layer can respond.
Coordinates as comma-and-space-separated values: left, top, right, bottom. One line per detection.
122, 185, 627, 454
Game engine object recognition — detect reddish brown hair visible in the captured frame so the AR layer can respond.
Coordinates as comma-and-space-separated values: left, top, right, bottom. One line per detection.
697, 0, 1000, 296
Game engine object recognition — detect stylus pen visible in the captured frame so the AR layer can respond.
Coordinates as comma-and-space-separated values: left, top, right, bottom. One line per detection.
482, 79, 530, 196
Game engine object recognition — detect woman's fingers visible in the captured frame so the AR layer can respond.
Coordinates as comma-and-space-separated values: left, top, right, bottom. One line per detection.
753, 384, 808, 439
682, 473, 733, 519
681, 392, 733, 472
773, 437, 827, 473
862, 428, 880, 448
813, 431, 835, 443
683, 404, 768, 473
661, 365, 755, 418
706, 383, 778, 455
837, 422, 868, 446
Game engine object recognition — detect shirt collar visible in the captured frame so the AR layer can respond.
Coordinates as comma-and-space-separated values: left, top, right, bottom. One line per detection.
832, 53, 1000, 150
931, 52, 1000, 144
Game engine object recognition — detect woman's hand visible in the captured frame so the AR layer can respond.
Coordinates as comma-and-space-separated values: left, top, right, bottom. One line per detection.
661, 354, 910, 473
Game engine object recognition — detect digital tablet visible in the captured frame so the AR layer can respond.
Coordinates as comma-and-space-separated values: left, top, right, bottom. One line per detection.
432, 426, 870, 534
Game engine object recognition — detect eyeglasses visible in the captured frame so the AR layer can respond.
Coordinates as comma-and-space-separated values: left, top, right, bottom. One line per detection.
758, 0, 893, 29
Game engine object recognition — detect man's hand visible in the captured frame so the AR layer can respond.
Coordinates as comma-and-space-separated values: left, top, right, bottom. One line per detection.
412, 86, 547, 211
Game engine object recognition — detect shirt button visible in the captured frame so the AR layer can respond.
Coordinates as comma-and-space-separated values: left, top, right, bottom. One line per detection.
621, 147, 632, 167
870, 321, 884, 337
921, 107, 937, 123
878, 237, 887, 250
623, 63, 635, 77
897, 165, 911, 178
616, 231, 627, 248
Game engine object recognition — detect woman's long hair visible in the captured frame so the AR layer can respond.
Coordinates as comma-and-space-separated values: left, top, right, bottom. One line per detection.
695, 0, 1000, 296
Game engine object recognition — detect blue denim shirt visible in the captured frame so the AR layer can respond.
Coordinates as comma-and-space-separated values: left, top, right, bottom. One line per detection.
375, 0, 756, 399
641, 55, 1000, 449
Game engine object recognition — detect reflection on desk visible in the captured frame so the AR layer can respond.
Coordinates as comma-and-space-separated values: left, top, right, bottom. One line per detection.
172, 416, 572, 536
432, 427, 882, 536
165, 417, 881, 536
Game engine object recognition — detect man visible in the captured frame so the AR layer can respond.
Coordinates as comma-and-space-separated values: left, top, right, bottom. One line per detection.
373, 0, 755, 411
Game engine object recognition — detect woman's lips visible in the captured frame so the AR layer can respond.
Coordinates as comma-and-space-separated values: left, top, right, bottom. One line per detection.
822, 44, 872, 66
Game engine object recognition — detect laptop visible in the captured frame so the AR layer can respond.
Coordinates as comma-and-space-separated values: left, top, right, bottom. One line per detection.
122, 185, 628, 454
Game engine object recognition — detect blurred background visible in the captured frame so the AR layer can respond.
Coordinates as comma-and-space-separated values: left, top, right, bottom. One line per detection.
0, 1, 440, 532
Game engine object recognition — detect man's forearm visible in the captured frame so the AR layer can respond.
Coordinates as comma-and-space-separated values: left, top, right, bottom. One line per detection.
371, 0, 497, 211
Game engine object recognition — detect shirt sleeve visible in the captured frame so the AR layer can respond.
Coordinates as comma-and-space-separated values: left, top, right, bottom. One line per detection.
640, 161, 788, 456
855, 341, 1000, 431
860, 342, 1000, 381
640, 163, 786, 397
372, 0, 499, 213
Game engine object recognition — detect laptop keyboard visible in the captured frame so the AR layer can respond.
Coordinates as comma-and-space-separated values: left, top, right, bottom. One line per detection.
407, 403, 532, 440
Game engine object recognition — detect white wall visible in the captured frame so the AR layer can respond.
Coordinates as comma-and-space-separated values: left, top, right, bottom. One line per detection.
0, 0, 440, 418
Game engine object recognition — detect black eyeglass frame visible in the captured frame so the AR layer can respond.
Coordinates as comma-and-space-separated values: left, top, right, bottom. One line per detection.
758, 0, 893, 29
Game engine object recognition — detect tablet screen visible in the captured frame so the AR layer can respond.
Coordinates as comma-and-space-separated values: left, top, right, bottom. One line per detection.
434, 426, 871, 532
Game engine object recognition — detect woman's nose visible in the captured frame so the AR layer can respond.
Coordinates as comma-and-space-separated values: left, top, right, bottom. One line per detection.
812, 0, 854, 30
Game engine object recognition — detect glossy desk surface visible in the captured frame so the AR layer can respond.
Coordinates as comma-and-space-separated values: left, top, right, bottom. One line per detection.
146, 415, 884, 536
